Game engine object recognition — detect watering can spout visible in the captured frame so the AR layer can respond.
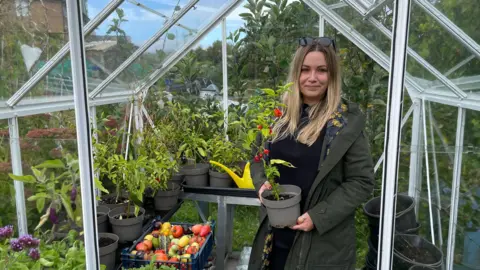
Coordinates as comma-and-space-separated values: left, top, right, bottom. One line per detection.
209, 161, 254, 189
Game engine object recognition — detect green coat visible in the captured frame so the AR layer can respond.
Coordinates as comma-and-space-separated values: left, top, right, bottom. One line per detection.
248, 102, 375, 270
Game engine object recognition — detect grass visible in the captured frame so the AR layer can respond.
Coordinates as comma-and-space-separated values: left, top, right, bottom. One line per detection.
170, 201, 368, 268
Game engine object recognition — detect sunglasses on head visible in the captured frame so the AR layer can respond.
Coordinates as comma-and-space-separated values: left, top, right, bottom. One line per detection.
298, 37, 337, 52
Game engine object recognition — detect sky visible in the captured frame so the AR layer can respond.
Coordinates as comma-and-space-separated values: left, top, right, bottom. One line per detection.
86, 0, 298, 52
87, 0, 250, 52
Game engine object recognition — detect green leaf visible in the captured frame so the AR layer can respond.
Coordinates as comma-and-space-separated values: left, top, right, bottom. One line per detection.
198, 147, 206, 157
35, 159, 65, 169
36, 197, 45, 213
61, 194, 75, 221
39, 258, 54, 267
372, 99, 386, 106
27, 192, 49, 201
263, 88, 275, 96
374, 132, 385, 141
11, 262, 29, 270
94, 178, 109, 194
270, 159, 295, 168
8, 174, 36, 183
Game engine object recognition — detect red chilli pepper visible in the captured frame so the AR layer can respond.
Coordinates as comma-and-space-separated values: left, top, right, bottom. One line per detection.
274, 108, 282, 117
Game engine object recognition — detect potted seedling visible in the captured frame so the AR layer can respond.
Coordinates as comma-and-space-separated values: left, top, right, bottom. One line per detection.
208, 134, 247, 188
177, 130, 210, 187
162, 100, 211, 187
107, 153, 148, 243
247, 83, 301, 228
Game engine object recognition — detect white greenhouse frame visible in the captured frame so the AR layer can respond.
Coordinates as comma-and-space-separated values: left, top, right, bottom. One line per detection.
1, 0, 479, 269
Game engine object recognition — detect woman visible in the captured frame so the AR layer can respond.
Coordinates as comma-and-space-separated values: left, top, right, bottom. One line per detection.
248, 37, 375, 270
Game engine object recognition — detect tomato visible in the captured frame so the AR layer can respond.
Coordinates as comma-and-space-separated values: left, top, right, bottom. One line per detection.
143, 240, 153, 250
155, 253, 168, 262
171, 225, 184, 238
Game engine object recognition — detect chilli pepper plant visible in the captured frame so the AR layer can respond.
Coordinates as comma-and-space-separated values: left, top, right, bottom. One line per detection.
246, 83, 295, 200
208, 133, 247, 175
7, 154, 95, 234
134, 126, 179, 192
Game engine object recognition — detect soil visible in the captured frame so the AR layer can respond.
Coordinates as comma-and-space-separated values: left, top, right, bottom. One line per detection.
114, 214, 134, 220
100, 196, 129, 205
99, 237, 116, 248
395, 239, 438, 264
265, 193, 294, 201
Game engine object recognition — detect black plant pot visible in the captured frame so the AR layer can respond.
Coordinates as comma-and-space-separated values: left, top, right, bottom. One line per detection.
99, 233, 119, 270
364, 234, 443, 270
364, 194, 418, 247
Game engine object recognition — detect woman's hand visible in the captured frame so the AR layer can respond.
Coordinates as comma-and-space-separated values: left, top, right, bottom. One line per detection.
258, 181, 271, 203
291, 213, 314, 232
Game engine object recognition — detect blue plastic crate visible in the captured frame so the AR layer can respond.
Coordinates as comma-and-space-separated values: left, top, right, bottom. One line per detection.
121, 220, 215, 270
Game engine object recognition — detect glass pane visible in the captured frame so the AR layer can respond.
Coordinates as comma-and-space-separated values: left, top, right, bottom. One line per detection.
427, 0, 480, 45
9, 110, 86, 268
85, 0, 190, 94
0, 120, 16, 228
18, 111, 81, 234
334, 5, 392, 55
93, 102, 130, 196
455, 109, 480, 269
408, 3, 473, 81
0, 1, 70, 101
109, 0, 232, 93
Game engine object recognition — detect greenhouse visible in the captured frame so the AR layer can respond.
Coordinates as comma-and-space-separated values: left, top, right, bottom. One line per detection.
0, 0, 478, 269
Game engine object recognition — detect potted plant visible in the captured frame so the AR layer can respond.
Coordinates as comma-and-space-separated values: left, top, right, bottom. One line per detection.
159, 99, 211, 187
93, 127, 129, 210
176, 130, 210, 187
134, 127, 181, 212
208, 134, 247, 188
247, 83, 300, 228
107, 153, 148, 243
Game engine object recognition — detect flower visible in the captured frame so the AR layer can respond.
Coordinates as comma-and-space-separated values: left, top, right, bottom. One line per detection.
257, 125, 263, 130
254, 155, 261, 162
273, 108, 282, 118
28, 248, 40, 260
19, 234, 40, 248
0, 225, 14, 239
10, 239, 23, 252
263, 149, 270, 155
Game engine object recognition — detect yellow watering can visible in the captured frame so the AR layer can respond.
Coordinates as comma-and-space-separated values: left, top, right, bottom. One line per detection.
209, 161, 255, 189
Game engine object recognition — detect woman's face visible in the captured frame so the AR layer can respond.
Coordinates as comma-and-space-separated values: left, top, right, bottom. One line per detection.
299, 51, 329, 105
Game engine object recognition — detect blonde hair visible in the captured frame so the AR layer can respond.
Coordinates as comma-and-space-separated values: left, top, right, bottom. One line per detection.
272, 42, 342, 146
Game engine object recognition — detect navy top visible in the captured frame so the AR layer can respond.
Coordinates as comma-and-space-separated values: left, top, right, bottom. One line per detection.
268, 103, 326, 250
